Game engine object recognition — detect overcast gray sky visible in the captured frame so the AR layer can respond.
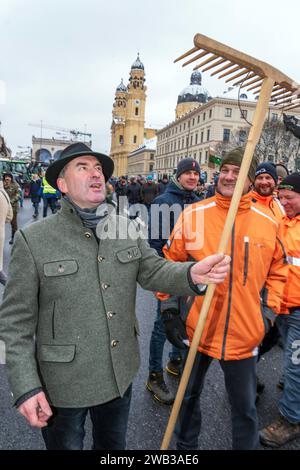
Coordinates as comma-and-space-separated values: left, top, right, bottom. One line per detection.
1, 0, 299, 156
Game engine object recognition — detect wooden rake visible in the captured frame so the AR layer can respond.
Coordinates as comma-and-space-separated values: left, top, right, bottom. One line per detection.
161, 33, 300, 451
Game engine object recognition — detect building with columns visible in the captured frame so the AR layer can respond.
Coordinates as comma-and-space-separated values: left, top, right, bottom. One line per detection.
109, 55, 156, 177
156, 71, 300, 182
32, 136, 91, 163
127, 137, 157, 177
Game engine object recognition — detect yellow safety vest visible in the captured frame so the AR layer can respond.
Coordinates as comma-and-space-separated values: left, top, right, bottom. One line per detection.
42, 177, 57, 195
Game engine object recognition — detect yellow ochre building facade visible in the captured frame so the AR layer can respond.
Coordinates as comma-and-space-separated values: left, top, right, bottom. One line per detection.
110, 54, 155, 177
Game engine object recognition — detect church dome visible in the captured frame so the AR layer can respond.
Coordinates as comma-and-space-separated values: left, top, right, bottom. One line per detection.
116, 79, 127, 93
177, 71, 211, 104
131, 53, 144, 70
190, 70, 202, 85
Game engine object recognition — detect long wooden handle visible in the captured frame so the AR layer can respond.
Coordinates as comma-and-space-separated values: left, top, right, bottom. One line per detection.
160, 76, 275, 450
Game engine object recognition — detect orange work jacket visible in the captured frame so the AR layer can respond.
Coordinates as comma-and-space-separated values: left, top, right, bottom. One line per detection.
159, 192, 288, 360
250, 190, 285, 222
280, 215, 300, 312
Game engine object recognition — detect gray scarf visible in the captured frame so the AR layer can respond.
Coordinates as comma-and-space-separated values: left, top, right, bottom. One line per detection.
64, 195, 108, 230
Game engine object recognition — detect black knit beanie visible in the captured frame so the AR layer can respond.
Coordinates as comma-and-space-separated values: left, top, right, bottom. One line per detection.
176, 158, 200, 178
278, 172, 300, 194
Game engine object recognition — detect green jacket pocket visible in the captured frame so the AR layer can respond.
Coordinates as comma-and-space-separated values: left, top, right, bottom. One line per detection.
43, 260, 78, 277
116, 247, 141, 263
39, 344, 76, 362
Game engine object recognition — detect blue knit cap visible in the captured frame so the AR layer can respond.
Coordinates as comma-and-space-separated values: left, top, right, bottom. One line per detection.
255, 162, 278, 184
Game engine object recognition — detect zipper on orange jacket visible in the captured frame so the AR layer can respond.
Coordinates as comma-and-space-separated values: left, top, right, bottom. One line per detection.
243, 236, 249, 286
221, 224, 235, 359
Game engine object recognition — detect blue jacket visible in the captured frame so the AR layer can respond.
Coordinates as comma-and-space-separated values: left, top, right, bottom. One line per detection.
148, 179, 202, 257
29, 179, 42, 203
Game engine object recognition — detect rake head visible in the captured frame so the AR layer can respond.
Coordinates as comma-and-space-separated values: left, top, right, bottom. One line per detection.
175, 34, 300, 112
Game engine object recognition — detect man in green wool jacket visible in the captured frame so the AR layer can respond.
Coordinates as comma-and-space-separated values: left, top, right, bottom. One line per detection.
0, 142, 230, 450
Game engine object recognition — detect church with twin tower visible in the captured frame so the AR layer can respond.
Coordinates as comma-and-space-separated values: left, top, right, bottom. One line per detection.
109, 55, 156, 177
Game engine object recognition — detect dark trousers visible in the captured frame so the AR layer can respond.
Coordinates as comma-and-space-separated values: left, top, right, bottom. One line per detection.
32, 201, 40, 216
175, 352, 258, 450
43, 197, 57, 218
149, 300, 181, 373
11, 210, 18, 237
258, 321, 281, 360
278, 309, 300, 423
42, 385, 132, 450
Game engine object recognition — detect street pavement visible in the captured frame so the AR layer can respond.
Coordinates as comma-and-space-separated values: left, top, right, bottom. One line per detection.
0, 199, 299, 450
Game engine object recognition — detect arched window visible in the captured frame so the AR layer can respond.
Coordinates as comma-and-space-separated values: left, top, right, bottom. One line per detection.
35, 148, 52, 163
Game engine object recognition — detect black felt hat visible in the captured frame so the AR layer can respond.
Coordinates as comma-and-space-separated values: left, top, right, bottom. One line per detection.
46, 142, 114, 190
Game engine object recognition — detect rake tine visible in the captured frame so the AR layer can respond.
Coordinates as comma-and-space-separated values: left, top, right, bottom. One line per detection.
271, 89, 292, 99
225, 69, 249, 83
283, 102, 300, 111
193, 54, 220, 70
274, 96, 295, 107
247, 81, 263, 91
270, 86, 285, 97
240, 76, 262, 88
182, 50, 209, 67
271, 92, 294, 104
231, 71, 256, 86
218, 65, 243, 79
174, 46, 199, 63
210, 62, 234, 76
202, 57, 227, 72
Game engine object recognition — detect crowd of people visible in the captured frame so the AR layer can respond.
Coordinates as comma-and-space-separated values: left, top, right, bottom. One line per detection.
0, 141, 299, 451
110, 173, 209, 206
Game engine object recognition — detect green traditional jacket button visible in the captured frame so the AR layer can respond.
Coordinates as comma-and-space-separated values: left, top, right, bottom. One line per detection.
98, 255, 105, 262
107, 311, 114, 318
101, 282, 109, 290
84, 232, 91, 238
111, 340, 118, 348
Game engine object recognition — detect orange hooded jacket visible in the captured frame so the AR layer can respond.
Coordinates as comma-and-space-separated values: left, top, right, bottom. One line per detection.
158, 192, 288, 360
